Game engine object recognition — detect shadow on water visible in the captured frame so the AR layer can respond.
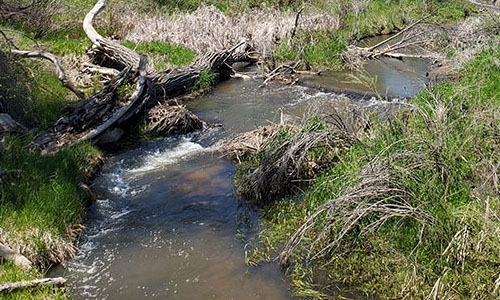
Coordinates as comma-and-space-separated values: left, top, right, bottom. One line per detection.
56, 52, 431, 299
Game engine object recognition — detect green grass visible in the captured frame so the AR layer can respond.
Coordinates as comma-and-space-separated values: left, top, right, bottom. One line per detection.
0, 262, 69, 300
0, 135, 102, 297
0, 136, 102, 234
273, 32, 346, 71
246, 45, 500, 298
0, 31, 102, 298
121, 40, 196, 70
192, 68, 218, 92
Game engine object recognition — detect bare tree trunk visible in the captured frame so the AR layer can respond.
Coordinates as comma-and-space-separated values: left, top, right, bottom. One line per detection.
83, 0, 154, 73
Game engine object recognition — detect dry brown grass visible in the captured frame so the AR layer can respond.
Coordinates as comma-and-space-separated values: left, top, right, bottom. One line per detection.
0, 224, 84, 269
416, 13, 500, 76
236, 110, 358, 203
220, 124, 296, 162
121, 5, 340, 57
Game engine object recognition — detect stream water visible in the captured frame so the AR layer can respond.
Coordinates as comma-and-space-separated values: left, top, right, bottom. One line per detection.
53, 57, 430, 299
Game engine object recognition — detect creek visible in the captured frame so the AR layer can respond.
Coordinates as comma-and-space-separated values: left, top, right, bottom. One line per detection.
52, 56, 430, 299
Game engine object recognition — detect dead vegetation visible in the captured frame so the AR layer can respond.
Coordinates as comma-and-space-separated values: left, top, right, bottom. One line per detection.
20, 0, 257, 151
221, 124, 297, 162
146, 102, 203, 135
280, 150, 435, 264
123, 5, 341, 57
0, 224, 85, 269
346, 7, 500, 73
224, 103, 366, 203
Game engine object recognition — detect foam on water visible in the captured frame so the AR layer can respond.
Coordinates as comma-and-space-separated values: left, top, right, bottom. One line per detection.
127, 138, 205, 174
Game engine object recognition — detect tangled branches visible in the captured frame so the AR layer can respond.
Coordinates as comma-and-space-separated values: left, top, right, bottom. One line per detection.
235, 111, 358, 204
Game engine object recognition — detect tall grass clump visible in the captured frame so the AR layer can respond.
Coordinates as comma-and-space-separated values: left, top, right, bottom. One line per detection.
247, 45, 500, 298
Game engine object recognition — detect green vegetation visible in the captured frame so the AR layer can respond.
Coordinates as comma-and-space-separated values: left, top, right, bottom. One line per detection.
192, 68, 218, 91
1, 0, 497, 298
121, 40, 196, 70
1, 7, 103, 296
244, 45, 500, 298
0, 135, 103, 260
0, 49, 103, 296
0, 262, 69, 300
274, 32, 347, 71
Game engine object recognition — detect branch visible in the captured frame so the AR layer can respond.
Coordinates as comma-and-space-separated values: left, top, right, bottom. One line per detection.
11, 50, 85, 99
368, 13, 433, 51
83, 61, 120, 76
467, 0, 500, 10
0, 277, 66, 293
289, 5, 305, 46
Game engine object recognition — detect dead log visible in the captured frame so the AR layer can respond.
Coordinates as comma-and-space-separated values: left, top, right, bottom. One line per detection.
53, 65, 137, 140
46, 41, 253, 148
347, 14, 441, 62
0, 277, 66, 293
11, 50, 85, 99
30, 0, 256, 149
83, 0, 153, 73
0, 242, 32, 269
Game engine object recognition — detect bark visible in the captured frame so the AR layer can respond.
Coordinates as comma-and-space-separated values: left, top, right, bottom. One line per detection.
83, 0, 153, 73
0, 277, 66, 293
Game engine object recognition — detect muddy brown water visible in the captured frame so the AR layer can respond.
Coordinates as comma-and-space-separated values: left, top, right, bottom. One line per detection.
52, 57, 430, 299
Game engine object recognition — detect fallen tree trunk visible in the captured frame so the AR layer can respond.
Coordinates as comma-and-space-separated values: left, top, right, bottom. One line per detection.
0, 277, 66, 293
31, 0, 256, 150
83, 0, 151, 73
